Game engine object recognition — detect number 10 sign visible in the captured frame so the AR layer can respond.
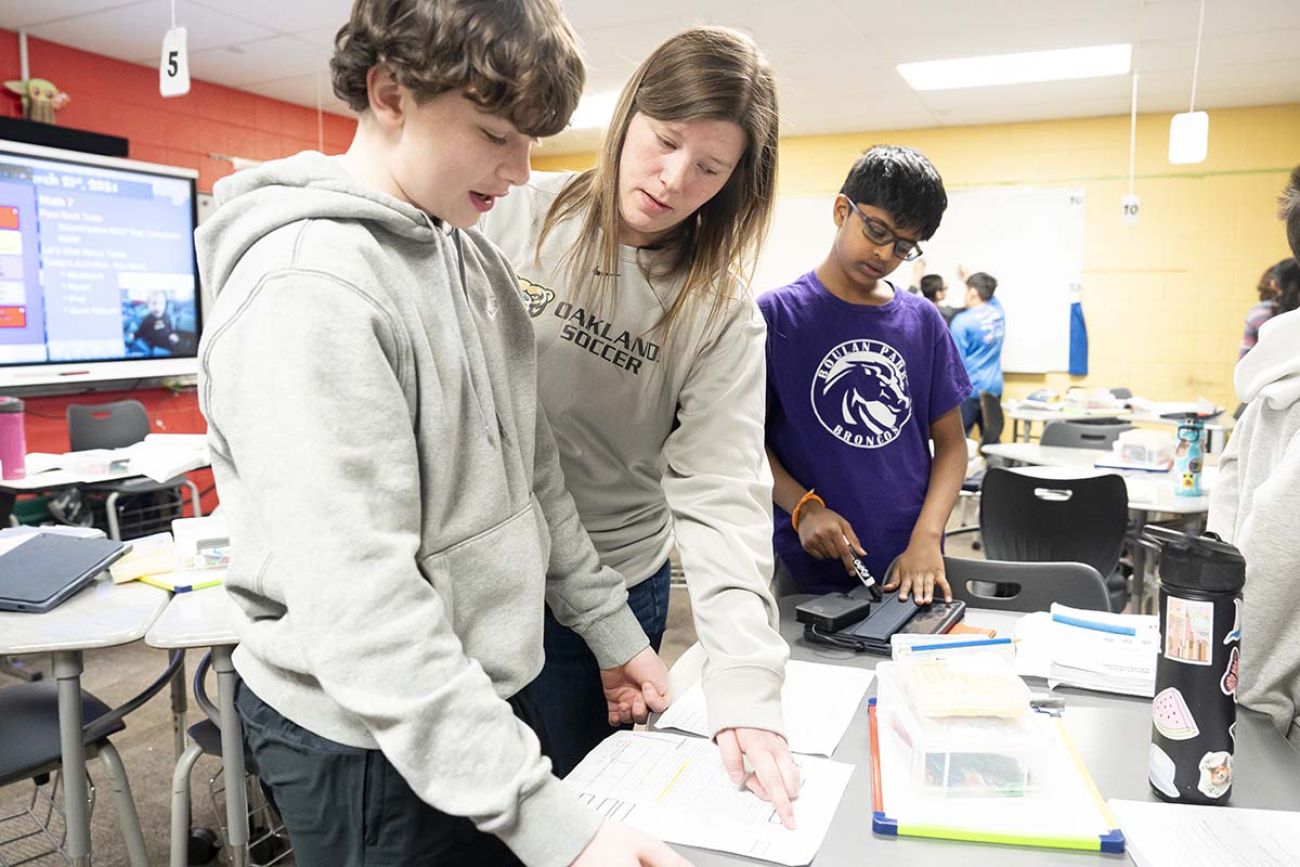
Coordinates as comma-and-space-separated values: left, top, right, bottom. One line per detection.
160, 26, 190, 97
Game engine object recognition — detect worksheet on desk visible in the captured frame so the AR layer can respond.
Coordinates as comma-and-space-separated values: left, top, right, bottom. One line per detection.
1110, 799, 1300, 867
565, 731, 853, 866
653, 659, 875, 756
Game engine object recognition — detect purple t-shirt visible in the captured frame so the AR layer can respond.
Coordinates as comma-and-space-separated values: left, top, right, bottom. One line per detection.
759, 271, 972, 592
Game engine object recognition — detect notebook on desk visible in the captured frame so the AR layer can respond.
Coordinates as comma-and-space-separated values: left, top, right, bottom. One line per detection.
0, 533, 129, 613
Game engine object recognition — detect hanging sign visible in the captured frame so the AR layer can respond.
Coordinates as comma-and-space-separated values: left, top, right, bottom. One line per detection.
160, 26, 190, 97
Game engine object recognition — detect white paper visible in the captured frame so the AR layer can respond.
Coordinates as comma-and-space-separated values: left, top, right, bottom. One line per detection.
1110, 799, 1300, 867
654, 659, 874, 756
565, 731, 852, 866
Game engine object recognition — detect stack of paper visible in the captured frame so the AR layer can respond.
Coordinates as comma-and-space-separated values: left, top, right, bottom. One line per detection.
565, 731, 852, 866
1014, 605, 1159, 697
1110, 799, 1300, 867
654, 659, 874, 756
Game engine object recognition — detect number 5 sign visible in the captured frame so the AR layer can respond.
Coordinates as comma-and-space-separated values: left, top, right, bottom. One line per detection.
160, 26, 190, 97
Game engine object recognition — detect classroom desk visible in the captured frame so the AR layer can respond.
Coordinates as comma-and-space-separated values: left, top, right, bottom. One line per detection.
144, 587, 251, 867
1004, 404, 1231, 453
981, 442, 1214, 610
0, 439, 210, 527
0, 575, 170, 866
668, 599, 1300, 866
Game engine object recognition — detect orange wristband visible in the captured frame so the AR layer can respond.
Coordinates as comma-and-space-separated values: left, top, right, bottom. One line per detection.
791, 489, 825, 532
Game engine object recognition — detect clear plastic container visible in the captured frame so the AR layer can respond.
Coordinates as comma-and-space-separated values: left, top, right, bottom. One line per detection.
878, 661, 1047, 798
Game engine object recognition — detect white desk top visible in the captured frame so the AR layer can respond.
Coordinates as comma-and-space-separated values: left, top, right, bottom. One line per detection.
982, 443, 1212, 515
0, 436, 211, 492
144, 585, 239, 648
1003, 402, 1231, 431
0, 574, 169, 655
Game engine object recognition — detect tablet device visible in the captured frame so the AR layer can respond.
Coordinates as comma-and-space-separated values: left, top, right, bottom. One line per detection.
804, 592, 966, 654
0, 533, 128, 613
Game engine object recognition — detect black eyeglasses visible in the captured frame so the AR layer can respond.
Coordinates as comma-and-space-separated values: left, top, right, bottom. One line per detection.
845, 198, 923, 262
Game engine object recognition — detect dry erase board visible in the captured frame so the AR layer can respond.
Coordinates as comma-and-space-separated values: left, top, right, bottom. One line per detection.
752, 186, 1086, 374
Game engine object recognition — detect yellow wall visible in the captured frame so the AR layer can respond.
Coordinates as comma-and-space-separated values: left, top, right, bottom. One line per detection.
533, 103, 1299, 410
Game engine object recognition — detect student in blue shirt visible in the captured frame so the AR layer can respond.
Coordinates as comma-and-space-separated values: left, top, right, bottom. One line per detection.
950, 271, 1005, 433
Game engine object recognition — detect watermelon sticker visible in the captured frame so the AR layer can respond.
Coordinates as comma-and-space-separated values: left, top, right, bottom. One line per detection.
1224, 598, 1242, 645
1220, 646, 1239, 698
1197, 751, 1232, 799
1165, 597, 1214, 666
1153, 687, 1200, 740
1148, 744, 1179, 799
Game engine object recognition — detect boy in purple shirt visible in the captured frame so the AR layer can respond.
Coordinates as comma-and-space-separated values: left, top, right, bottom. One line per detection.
760, 146, 970, 602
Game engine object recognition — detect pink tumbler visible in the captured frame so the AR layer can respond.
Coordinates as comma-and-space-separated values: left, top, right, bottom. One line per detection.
0, 396, 27, 480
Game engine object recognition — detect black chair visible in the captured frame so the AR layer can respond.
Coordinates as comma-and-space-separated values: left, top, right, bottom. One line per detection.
944, 556, 1110, 612
1040, 420, 1134, 450
0, 649, 182, 865
978, 468, 1130, 612
66, 400, 201, 540
1109, 387, 1133, 400
977, 391, 1004, 446
946, 393, 1005, 547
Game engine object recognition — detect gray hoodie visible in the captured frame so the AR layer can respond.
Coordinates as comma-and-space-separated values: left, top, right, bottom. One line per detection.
196, 151, 648, 866
1208, 306, 1300, 748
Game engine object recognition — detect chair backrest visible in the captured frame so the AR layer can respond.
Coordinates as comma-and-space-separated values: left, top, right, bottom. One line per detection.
944, 556, 1110, 612
1040, 420, 1134, 450
977, 391, 1004, 445
66, 400, 151, 452
979, 467, 1128, 578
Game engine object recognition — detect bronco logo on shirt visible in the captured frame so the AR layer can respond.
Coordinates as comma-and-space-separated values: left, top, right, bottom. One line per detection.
810, 339, 912, 449
517, 277, 556, 317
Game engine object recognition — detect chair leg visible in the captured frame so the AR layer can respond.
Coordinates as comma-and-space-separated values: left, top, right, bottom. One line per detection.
170, 740, 207, 867
105, 491, 122, 541
184, 480, 202, 519
97, 741, 149, 867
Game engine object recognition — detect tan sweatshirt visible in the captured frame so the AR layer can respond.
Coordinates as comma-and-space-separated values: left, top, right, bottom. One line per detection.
480, 171, 787, 736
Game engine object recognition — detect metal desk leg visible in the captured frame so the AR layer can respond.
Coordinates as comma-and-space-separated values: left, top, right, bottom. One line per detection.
170, 650, 188, 760
54, 650, 92, 866
213, 646, 250, 867
1131, 509, 1150, 614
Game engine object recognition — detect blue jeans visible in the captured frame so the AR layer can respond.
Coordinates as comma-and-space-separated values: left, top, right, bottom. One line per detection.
961, 395, 983, 434
524, 560, 672, 777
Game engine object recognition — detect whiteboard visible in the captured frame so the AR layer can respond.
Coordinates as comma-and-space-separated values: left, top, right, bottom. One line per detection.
752, 186, 1086, 373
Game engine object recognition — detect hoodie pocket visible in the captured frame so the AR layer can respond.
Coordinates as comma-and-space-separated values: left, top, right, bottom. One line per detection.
417, 497, 551, 684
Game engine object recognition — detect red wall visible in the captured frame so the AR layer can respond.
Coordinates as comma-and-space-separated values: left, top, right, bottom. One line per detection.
1, 30, 358, 515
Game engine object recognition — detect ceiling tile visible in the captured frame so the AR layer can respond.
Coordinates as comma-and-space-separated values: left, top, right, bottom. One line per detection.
20, 0, 275, 60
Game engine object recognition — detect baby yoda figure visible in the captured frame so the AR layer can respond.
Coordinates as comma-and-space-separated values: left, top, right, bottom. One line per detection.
4, 78, 70, 124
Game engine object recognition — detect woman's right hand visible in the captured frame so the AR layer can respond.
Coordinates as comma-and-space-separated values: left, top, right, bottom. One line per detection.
796, 501, 867, 577
571, 821, 693, 866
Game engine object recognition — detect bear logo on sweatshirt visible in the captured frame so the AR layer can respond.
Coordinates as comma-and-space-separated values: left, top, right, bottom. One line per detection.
518, 277, 556, 318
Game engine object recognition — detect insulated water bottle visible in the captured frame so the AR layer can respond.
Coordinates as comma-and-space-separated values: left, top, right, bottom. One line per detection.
0, 396, 26, 480
1143, 526, 1244, 805
1170, 415, 1205, 497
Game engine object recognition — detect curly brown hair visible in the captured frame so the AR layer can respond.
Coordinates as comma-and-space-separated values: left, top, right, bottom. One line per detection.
330, 0, 584, 138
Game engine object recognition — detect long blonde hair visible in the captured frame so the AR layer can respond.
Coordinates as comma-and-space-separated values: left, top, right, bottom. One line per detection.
537, 26, 778, 337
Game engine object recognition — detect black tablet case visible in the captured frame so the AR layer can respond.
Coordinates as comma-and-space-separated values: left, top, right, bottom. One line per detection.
0, 534, 128, 613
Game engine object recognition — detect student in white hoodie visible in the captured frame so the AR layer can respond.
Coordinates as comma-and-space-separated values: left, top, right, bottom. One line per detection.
197, 2, 687, 865
481, 26, 797, 824
1208, 165, 1300, 748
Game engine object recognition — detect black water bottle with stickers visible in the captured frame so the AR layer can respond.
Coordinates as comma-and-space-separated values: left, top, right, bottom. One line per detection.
1142, 526, 1245, 805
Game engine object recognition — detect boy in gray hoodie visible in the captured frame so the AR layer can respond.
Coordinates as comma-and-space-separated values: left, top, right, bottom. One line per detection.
1208, 165, 1300, 749
196, 2, 687, 865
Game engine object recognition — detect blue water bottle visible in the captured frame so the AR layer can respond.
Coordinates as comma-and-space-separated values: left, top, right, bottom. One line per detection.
1168, 414, 1205, 497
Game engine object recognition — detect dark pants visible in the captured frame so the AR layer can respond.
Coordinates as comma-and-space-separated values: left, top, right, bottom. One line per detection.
960, 395, 983, 435
523, 561, 672, 777
236, 681, 534, 866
